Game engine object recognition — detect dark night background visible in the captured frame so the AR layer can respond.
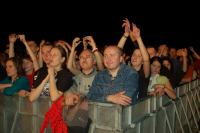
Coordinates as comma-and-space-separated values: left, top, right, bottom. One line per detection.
0, 2, 199, 53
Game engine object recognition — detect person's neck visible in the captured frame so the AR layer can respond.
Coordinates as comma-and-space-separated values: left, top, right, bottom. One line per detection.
108, 67, 120, 78
82, 68, 94, 75
26, 69, 34, 75
54, 66, 62, 72
132, 64, 142, 71
11, 75, 18, 82
151, 73, 158, 77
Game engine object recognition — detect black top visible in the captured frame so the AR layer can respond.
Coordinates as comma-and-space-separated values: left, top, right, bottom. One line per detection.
33, 66, 74, 96
137, 67, 150, 99
0, 64, 6, 81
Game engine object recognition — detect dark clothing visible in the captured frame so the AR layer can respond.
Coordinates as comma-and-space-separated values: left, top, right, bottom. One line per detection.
0, 64, 6, 81
170, 58, 185, 87
33, 67, 48, 88
137, 68, 150, 99
33, 66, 74, 96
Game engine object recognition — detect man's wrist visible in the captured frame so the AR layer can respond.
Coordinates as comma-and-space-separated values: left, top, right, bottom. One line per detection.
106, 95, 111, 102
92, 47, 98, 53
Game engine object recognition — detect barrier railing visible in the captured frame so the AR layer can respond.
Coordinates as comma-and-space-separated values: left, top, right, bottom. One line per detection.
0, 79, 199, 133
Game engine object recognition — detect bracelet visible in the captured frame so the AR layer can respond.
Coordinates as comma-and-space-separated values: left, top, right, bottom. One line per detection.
123, 35, 128, 38
92, 48, 98, 53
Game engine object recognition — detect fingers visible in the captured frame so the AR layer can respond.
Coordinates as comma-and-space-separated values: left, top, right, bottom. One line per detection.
114, 92, 132, 106
117, 96, 132, 106
72, 37, 81, 47
72, 95, 79, 104
118, 91, 126, 95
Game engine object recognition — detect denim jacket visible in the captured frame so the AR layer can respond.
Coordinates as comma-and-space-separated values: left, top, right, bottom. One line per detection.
87, 63, 139, 104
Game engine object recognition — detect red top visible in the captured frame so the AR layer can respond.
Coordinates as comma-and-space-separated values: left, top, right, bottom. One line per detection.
26, 72, 34, 90
40, 96, 68, 133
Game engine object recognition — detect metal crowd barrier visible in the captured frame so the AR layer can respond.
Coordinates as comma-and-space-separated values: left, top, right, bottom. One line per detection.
0, 79, 200, 133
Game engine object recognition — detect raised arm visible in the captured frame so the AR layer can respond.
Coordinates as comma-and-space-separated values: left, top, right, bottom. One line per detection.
38, 40, 46, 68
117, 18, 131, 49
29, 74, 49, 102
18, 34, 39, 71
55, 40, 70, 64
84, 36, 104, 70
48, 67, 63, 101
8, 34, 18, 58
177, 48, 188, 72
190, 46, 200, 59
83, 37, 89, 50
67, 37, 81, 75
182, 48, 188, 72
131, 23, 150, 77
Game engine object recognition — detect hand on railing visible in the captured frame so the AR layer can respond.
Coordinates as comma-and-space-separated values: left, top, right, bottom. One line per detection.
18, 90, 30, 97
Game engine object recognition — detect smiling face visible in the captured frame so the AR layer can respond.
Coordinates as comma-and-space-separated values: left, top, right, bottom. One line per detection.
131, 49, 143, 68
103, 46, 123, 71
27, 40, 38, 54
22, 58, 34, 74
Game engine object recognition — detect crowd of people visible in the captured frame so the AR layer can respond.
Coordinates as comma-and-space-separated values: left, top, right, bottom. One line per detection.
0, 18, 200, 133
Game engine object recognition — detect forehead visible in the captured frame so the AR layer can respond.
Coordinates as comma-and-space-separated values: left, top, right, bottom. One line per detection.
147, 48, 155, 52
80, 50, 92, 57
170, 48, 176, 52
6, 60, 14, 65
23, 58, 32, 63
50, 47, 60, 53
104, 46, 119, 54
42, 45, 52, 51
163, 60, 170, 64
133, 49, 141, 54
27, 41, 37, 46
152, 60, 161, 66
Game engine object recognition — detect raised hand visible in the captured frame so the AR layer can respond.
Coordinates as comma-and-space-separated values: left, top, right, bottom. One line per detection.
55, 40, 69, 49
18, 34, 26, 43
82, 37, 89, 49
189, 46, 194, 52
182, 48, 188, 57
83, 36, 96, 49
177, 48, 187, 57
130, 23, 141, 40
72, 37, 81, 48
122, 18, 131, 37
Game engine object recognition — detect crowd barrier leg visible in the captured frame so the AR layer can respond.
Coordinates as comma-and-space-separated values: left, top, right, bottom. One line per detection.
172, 101, 185, 133
3, 111, 7, 133
162, 107, 173, 133
10, 112, 19, 133
191, 90, 200, 121
179, 97, 193, 133
195, 88, 200, 113
186, 94, 199, 130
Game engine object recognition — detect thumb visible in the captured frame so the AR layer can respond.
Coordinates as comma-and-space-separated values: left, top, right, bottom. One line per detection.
119, 91, 126, 95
